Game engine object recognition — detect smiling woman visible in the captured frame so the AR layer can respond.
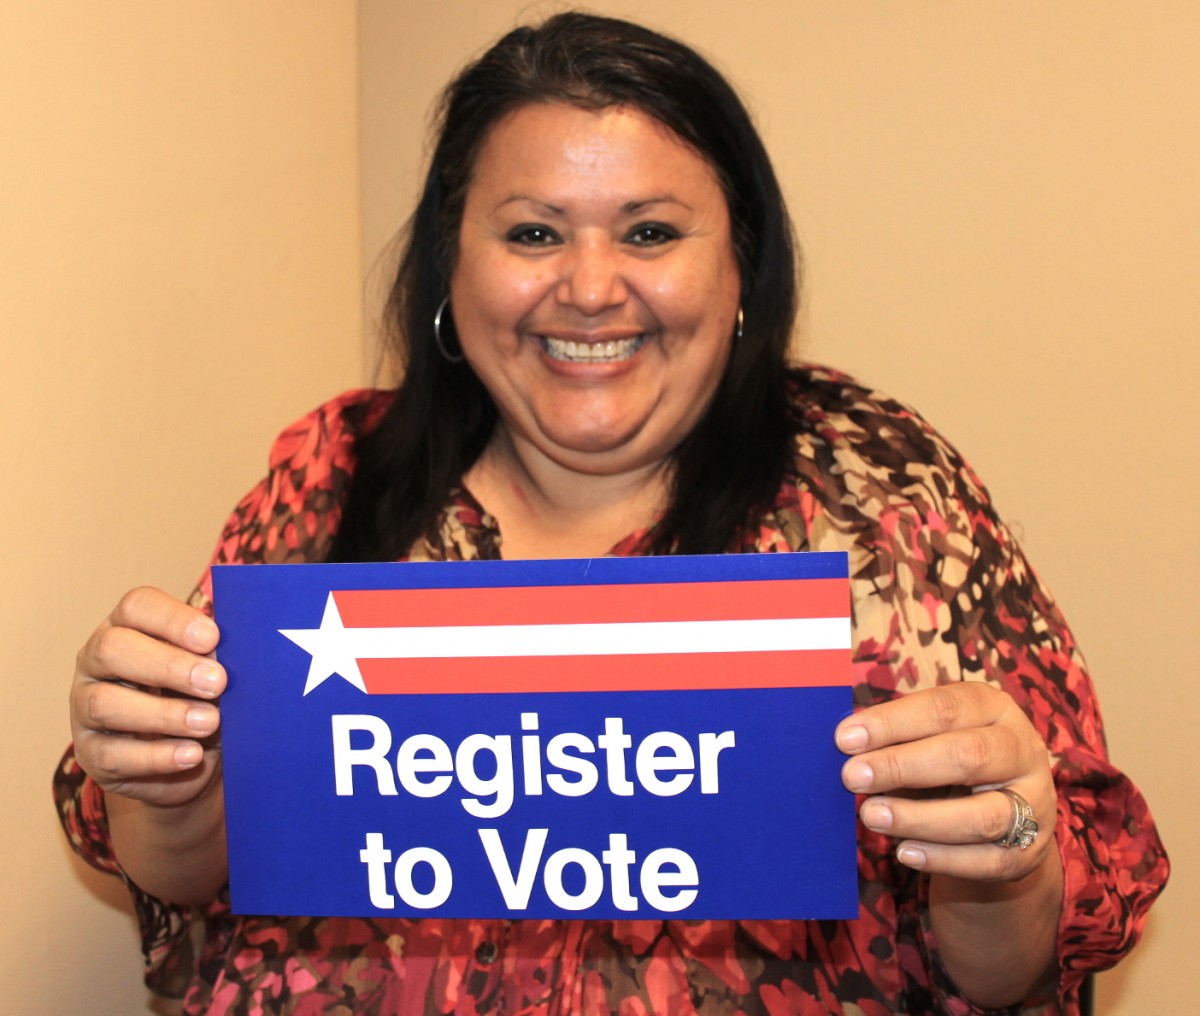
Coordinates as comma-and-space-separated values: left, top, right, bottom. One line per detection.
330, 12, 801, 567
56, 10, 1166, 1015
453, 103, 742, 557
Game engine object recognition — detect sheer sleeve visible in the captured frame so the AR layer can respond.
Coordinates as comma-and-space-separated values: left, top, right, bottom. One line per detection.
788, 367, 1168, 1013
914, 453, 1169, 1011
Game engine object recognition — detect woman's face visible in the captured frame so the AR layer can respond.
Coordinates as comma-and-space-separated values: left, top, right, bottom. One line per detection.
450, 102, 741, 478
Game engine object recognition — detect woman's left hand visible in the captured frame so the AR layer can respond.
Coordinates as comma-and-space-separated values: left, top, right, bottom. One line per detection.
836, 682, 1056, 881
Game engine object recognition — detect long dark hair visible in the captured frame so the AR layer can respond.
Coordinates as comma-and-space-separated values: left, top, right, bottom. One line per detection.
329, 12, 799, 562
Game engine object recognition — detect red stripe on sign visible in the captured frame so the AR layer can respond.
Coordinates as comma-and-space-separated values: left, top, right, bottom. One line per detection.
358, 648, 852, 694
335, 579, 847, 628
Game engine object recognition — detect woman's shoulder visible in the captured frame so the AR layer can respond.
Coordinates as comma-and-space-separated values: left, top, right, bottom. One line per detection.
264, 388, 395, 473
787, 364, 974, 472
197, 389, 396, 573
786, 363, 935, 436
781, 363, 996, 543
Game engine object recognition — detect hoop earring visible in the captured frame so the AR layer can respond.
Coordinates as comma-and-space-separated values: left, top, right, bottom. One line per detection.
735, 306, 744, 341
433, 297, 464, 364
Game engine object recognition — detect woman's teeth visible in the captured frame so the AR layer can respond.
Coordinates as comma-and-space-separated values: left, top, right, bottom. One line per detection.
541, 335, 646, 363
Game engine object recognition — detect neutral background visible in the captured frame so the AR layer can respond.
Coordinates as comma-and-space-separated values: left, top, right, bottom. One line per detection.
3, 2, 1194, 1013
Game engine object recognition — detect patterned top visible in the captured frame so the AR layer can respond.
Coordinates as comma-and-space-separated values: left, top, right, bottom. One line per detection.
55, 366, 1167, 1015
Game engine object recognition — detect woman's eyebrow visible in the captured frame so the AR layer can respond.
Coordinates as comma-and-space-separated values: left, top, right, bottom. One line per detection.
624, 196, 693, 213
494, 195, 565, 214
492, 195, 696, 215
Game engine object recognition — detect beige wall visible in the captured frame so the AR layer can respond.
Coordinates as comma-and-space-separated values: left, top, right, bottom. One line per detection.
4, 2, 1193, 1013
1, 3, 363, 1014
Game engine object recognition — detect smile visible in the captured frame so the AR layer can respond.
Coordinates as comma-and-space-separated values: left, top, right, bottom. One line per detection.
539, 335, 647, 364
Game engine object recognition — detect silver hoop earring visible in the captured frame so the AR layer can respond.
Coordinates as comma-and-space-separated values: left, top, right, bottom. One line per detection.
735, 306, 744, 341
433, 297, 465, 364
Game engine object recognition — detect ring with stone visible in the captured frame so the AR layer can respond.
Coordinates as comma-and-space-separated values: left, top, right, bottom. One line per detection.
995, 787, 1039, 849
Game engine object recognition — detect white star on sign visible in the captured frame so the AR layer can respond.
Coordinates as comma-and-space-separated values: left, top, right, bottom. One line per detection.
278, 593, 367, 695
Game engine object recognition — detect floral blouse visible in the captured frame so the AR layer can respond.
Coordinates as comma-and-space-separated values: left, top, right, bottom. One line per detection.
55, 366, 1167, 1015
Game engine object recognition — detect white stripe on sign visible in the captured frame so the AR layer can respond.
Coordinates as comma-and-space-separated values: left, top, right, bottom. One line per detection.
290, 616, 850, 660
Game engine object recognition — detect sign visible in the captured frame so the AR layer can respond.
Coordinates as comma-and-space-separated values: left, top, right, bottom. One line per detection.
213, 553, 857, 920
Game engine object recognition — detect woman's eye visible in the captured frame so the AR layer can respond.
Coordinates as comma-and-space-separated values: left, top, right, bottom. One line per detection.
506, 225, 560, 246
625, 223, 680, 247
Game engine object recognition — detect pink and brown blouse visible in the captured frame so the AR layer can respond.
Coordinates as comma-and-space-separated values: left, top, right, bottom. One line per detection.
55, 366, 1168, 1014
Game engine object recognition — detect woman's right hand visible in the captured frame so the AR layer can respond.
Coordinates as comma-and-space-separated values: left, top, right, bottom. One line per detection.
71, 586, 226, 809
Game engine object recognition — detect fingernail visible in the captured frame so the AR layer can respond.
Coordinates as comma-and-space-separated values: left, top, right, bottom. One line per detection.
861, 800, 893, 832
843, 760, 874, 793
186, 707, 216, 734
897, 845, 927, 869
174, 743, 203, 768
186, 618, 217, 647
191, 662, 220, 697
836, 725, 868, 752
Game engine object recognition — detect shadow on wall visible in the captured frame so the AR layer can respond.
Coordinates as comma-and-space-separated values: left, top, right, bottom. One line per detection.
1095, 917, 1162, 1015
62, 843, 183, 1014
63, 842, 131, 913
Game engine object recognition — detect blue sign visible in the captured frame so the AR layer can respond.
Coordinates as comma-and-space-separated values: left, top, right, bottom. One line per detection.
213, 553, 858, 920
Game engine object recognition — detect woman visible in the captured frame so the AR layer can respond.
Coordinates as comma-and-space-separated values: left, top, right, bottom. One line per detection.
58, 13, 1166, 1015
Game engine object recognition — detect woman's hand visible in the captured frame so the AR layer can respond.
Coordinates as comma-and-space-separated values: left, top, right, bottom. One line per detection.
71, 586, 226, 809
836, 682, 1063, 1005
836, 682, 1056, 879
70, 586, 230, 903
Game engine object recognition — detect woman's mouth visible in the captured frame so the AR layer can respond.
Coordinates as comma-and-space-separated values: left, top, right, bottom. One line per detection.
539, 334, 647, 364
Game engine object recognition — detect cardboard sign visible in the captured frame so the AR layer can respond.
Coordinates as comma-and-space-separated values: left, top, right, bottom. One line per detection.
214, 553, 857, 920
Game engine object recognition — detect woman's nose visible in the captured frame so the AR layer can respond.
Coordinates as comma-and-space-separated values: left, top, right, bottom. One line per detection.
556, 239, 628, 314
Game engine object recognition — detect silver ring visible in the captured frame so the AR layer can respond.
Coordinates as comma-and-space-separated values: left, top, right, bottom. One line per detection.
995, 787, 1039, 849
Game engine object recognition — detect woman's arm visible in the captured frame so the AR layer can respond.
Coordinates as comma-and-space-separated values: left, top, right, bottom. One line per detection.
927, 859, 1062, 1008
106, 775, 228, 905
794, 368, 1166, 1007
